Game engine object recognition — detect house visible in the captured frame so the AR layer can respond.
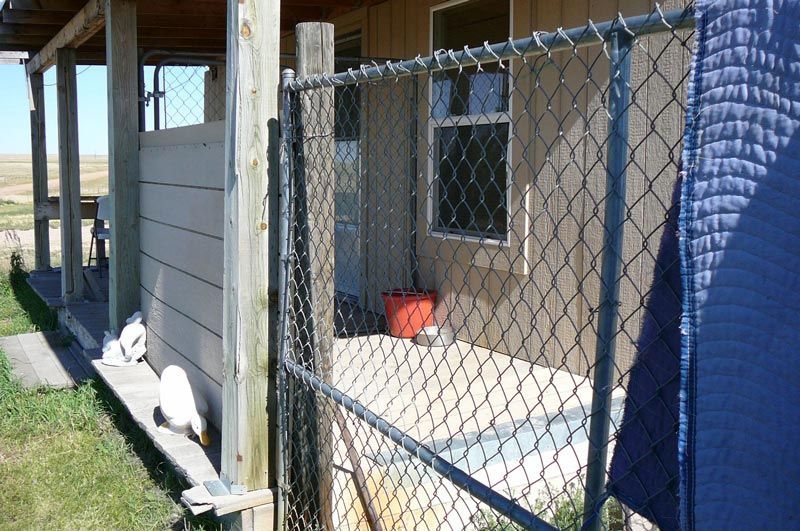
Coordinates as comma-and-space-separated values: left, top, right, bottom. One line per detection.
1, 0, 693, 528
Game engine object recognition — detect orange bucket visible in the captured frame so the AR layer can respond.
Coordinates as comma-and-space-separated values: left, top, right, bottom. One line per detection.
381, 289, 437, 338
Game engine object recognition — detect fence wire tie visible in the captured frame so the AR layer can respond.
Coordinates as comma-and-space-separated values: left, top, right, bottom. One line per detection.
617, 13, 636, 38
482, 41, 504, 69
463, 46, 481, 72
556, 27, 576, 54
506, 37, 522, 61
655, 3, 673, 30
386, 60, 400, 78
397, 59, 413, 75
359, 63, 371, 83
587, 19, 611, 59
432, 48, 448, 72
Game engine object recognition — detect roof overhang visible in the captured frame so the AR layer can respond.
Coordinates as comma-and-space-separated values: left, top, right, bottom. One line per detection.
0, 0, 368, 73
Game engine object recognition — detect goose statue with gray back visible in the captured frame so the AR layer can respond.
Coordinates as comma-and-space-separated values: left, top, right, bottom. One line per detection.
101, 311, 147, 367
157, 365, 211, 446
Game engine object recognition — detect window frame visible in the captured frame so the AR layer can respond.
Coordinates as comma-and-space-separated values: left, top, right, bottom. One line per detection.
426, 0, 514, 246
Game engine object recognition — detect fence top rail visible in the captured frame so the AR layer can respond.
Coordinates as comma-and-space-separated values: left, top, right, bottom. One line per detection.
287, 4, 694, 91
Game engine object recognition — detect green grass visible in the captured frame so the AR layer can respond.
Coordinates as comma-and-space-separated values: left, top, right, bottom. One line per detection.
0, 255, 219, 530
0, 200, 35, 231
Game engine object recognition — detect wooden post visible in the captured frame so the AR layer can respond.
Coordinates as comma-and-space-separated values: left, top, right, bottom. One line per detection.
296, 22, 336, 530
220, 0, 279, 492
28, 72, 50, 271
56, 47, 83, 303
105, 0, 140, 330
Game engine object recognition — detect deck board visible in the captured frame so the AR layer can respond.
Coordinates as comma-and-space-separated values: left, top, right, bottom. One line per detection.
27, 269, 64, 307
24, 267, 273, 516
0, 332, 93, 388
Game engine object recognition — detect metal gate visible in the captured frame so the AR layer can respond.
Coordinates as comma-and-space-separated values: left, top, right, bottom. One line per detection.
278, 7, 695, 530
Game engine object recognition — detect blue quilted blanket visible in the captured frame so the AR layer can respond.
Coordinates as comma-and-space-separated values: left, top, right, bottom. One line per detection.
679, 0, 800, 528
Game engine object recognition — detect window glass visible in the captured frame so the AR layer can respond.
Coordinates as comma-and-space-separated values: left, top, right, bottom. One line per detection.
334, 36, 362, 140
334, 35, 362, 225
431, 0, 510, 119
435, 123, 509, 238
431, 0, 510, 240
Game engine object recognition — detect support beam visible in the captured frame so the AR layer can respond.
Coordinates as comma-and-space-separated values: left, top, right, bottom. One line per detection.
28, 71, 49, 270
25, 0, 104, 74
220, 0, 279, 493
105, 0, 139, 330
295, 21, 336, 530
55, 47, 83, 302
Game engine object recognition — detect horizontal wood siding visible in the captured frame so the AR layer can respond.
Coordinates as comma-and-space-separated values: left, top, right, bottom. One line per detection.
139, 122, 225, 428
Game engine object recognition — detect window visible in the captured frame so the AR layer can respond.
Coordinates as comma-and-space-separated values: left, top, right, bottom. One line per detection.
431, 0, 511, 241
334, 34, 362, 226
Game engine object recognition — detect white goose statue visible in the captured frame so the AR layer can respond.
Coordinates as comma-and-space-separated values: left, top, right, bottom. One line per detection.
158, 365, 211, 446
101, 311, 147, 367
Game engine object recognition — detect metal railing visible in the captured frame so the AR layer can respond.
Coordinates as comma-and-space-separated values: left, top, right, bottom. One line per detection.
279, 6, 695, 530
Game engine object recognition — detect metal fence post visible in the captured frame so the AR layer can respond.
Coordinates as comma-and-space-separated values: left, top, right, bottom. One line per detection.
276, 67, 296, 531
582, 29, 633, 531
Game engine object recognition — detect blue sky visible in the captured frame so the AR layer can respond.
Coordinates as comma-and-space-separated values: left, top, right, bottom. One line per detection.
0, 64, 109, 155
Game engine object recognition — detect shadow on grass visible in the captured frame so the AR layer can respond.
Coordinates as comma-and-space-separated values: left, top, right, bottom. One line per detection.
89, 378, 221, 530
6, 261, 219, 530
8, 265, 57, 333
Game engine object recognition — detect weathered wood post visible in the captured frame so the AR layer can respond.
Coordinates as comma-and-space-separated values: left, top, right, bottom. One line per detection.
55, 47, 83, 303
28, 72, 50, 271
105, 0, 140, 330
295, 21, 336, 530
220, 0, 279, 498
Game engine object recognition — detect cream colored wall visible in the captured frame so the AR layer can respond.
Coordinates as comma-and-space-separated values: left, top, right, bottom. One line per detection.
138, 121, 226, 428
284, 0, 690, 376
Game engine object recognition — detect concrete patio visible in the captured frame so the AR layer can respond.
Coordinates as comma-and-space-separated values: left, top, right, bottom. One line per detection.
319, 334, 626, 530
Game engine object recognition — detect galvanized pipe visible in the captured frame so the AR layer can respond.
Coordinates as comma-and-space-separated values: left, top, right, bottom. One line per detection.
581, 29, 634, 531
275, 67, 296, 531
152, 58, 225, 130
288, 6, 693, 90
283, 357, 558, 531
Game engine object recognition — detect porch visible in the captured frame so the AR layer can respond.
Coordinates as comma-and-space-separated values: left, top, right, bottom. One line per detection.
23, 265, 276, 518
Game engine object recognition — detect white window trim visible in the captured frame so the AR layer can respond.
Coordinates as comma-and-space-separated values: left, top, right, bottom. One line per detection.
427, 0, 514, 247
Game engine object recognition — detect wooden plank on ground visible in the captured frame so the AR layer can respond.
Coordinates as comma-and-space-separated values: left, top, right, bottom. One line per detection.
0, 332, 93, 388
62, 301, 109, 348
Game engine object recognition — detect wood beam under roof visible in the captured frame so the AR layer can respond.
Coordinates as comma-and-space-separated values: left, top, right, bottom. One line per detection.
24, 0, 103, 73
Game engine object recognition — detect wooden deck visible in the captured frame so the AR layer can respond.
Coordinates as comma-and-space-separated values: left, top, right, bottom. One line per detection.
28, 268, 108, 349
0, 331, 93, 388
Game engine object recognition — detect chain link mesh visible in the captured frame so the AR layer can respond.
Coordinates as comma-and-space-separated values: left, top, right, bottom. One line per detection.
280, 7, 694, 530
144, 64, 225, 130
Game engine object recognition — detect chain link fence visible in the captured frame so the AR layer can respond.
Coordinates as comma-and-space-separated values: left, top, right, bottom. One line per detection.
278, 6, 695, 530
141, 62, 226, 130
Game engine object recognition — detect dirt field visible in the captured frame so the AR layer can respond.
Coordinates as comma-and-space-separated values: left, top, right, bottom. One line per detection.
0, 154, 107, 272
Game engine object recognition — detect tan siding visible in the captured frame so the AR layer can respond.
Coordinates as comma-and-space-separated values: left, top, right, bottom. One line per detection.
286, 0, 690, 376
